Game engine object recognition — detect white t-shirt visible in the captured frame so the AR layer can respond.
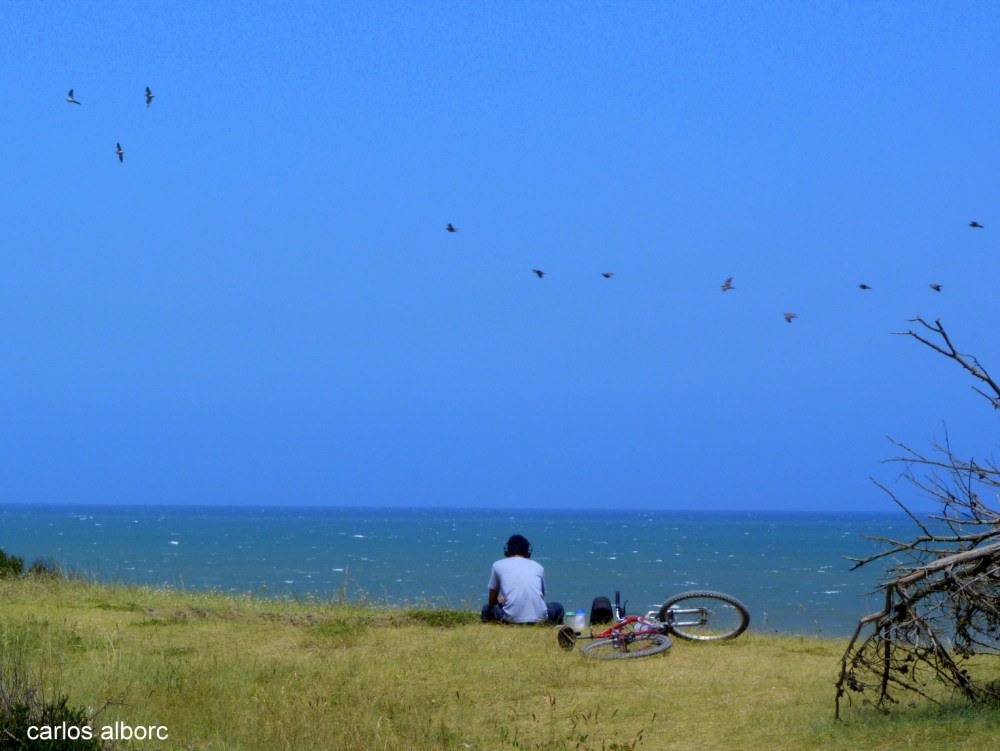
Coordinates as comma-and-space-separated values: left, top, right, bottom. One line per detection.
488, 556, 548, 623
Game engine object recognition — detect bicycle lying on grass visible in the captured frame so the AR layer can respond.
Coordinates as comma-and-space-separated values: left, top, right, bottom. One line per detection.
558, 590, 750, 660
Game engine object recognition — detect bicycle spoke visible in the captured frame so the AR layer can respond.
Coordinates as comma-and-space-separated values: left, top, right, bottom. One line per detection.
660, 592, 749, 641
579, 633, 672, 660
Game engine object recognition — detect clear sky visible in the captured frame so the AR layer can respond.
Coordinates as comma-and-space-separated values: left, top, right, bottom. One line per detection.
2, 1, 998, 511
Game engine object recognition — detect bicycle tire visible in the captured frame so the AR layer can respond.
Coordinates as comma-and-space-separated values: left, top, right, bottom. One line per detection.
658, 591, 749, 641
579, 633, 672, 660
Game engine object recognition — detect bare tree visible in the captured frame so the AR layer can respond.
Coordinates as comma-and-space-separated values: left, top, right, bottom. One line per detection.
835, 318, 1000, 718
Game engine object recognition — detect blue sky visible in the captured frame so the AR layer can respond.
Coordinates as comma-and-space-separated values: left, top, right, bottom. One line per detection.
1, 1, 998, 511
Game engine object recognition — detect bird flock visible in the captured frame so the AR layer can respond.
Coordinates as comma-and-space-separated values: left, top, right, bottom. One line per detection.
447, 224, 616, 286
66, 86, 155, 164
67, 85, 983, 327
445, 221, 985, 324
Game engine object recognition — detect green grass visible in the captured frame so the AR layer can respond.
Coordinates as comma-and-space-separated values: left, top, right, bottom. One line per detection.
1, 577, 998, 750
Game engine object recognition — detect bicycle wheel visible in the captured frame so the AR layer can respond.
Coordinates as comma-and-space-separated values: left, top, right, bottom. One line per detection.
658, 591, 749, 641
579, 633, 672, 660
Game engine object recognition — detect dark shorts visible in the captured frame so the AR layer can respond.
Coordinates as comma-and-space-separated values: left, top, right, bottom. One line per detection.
481, 602, 565, 625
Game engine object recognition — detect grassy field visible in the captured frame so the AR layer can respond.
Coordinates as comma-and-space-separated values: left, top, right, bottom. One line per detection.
1, 577, 998, 750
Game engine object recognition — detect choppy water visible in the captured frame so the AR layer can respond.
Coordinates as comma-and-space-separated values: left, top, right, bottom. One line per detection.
0, 505, 916, 637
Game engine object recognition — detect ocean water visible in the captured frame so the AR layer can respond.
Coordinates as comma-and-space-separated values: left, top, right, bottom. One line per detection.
0, 505, 916, 637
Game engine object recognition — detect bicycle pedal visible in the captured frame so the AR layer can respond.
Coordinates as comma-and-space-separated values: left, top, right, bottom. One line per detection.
557, 625, 577, 650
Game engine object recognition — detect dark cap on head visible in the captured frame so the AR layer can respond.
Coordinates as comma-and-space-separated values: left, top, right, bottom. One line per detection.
504, 534, 532, 558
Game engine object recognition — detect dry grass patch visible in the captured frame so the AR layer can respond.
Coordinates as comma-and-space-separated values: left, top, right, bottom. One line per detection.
1, 579, 998, 750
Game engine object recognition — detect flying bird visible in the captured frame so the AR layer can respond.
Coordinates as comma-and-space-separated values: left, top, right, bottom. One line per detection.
930, 284, 942, 292
66, 89, 80, 105
532, 269, 545, 278
784, 312, 798, 323
601, 272, 615, 279
145, 87, 155, 107
858, 283, 872, 290
115, 143, 124, 163
969, 221, 984, 229
445, 223, 458, 233
721, 277, 734, 292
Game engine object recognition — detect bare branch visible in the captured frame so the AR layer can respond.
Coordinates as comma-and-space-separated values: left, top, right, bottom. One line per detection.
836, 320, 1000, 717
895, 318, 1000, 407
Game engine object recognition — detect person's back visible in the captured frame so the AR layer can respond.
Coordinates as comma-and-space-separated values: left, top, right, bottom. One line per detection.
488, 555, 548, 623
481, 534, 564, 625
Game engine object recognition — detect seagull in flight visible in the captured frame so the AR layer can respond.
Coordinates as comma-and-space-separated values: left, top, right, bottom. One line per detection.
66, 89, 81, 105
115, 143, 124, 163
532, 269, 545, 279
784, 312, 798, 323
721, 276, 734, 292
969, 221, 984, 229
930, 283, 942, 292
858, 283, 872, 290
445, 223, 458, 233
601, 272, 615, 279
145, 87, 155, 107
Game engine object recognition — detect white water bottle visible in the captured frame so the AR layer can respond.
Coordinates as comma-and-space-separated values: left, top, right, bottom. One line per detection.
573, 609, 586, 632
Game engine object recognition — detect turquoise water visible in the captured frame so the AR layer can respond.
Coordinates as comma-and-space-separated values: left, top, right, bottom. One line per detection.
0, 505, 914, 637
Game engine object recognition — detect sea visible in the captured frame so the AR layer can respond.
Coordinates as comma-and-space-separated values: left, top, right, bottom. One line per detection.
0, 505, 920, 638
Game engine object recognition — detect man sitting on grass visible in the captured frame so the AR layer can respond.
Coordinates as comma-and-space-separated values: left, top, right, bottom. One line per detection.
481, 534, 564, 625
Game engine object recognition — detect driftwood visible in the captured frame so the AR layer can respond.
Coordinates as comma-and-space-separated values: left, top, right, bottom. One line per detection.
835, 319, 1000, 718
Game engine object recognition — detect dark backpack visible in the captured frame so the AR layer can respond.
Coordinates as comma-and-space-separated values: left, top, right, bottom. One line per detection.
590, 596, 614, 625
